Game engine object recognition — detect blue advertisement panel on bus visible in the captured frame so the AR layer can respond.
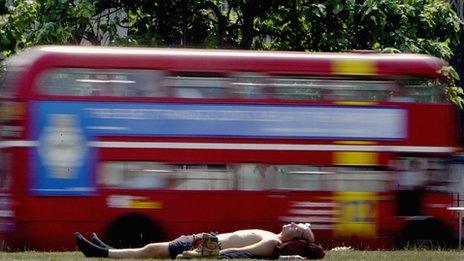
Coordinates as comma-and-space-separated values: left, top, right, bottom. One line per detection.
29, 101, 407, 195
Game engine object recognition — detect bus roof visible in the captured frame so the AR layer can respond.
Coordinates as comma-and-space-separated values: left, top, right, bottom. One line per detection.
8, 45, 446, 77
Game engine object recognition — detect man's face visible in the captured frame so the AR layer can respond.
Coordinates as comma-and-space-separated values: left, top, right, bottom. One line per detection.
281, 222, 313, 242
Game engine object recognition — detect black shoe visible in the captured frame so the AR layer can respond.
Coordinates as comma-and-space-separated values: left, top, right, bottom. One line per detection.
75, 232, 109, 258
91, 232, 114, 249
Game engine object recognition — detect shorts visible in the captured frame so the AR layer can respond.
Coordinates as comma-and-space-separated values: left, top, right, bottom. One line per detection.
168, 235, 194, 259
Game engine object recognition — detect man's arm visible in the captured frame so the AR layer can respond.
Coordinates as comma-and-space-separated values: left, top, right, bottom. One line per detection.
219, 239, 279, 257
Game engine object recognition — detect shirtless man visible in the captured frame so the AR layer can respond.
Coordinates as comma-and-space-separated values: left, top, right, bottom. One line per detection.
75, 222, 315, 259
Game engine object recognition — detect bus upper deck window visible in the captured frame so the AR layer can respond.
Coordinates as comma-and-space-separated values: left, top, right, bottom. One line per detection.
271, 76, 408, 102
229, 73, 273, 99
401, 78, 444, 103
163, 73, 228, 99
36, 68, 165, 97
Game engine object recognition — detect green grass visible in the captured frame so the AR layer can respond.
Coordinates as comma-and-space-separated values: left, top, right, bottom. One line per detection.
0, 250, 464, 261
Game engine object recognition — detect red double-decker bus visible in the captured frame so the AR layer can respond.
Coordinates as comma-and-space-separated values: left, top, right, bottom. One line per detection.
0, 46, 462, 250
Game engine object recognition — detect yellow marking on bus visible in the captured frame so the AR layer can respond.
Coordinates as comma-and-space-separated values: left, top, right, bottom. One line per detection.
333, 192, 378, 238
333, 151, 378, 166
130, 200, 162, 209
332, 59, 377, 76
333, 101, 377, 106
334, 141, 377, 145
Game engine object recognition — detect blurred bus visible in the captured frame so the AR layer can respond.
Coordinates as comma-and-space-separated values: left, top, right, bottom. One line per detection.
0, 46, 462, 250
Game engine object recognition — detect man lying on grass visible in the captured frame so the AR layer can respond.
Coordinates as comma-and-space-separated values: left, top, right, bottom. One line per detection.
75, 222, 325, 259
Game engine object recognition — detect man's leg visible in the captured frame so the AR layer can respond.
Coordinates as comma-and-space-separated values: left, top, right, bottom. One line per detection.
108, 242, 171, 259
76, 232, 170, 259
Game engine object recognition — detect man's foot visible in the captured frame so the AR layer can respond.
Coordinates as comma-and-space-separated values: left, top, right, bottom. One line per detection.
177, 233, 220, 259
75, 232, 109, 257
91, 232, 114, 249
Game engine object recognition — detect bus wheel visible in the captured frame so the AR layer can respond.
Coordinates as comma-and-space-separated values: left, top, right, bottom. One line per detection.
105, 213, 165, 248
396, 217, 455, 249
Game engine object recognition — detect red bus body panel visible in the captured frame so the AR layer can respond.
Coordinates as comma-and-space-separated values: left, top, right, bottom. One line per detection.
0, 46, 459, 251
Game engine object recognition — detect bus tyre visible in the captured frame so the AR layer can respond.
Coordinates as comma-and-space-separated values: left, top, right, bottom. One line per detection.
105, 213, 165, 248
397, 217, 455, 249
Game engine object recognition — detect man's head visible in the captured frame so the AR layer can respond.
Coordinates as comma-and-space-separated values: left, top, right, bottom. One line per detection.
278, 239, 325, 259
279, 222, 314, 243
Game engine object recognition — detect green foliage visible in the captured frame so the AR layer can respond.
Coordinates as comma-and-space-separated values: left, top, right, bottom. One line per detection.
440, 66, 464, 107
1, 0, 461, 56
0, 0, 38, 56
97, 0, 224, 48
255, 0, 462, 58
0, 0, 95, 56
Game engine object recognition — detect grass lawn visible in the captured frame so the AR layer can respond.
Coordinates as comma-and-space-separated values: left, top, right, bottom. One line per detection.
0, 250, 464, 261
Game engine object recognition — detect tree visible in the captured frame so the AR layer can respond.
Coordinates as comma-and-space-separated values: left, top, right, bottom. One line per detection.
255, 0, 461, 56
0, 0, 95, 56
1, 0, 461, 54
